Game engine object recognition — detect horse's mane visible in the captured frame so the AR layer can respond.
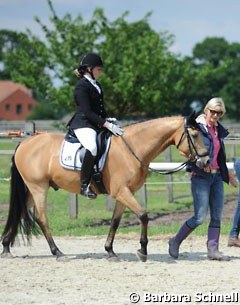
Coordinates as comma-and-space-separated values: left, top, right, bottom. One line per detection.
122, 115, 183, 127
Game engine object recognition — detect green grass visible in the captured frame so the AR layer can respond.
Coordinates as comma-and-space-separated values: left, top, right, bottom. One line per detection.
0, 139, 18, 150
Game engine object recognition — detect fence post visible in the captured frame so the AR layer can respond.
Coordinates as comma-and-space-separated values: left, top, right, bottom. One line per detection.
164, 147, 174, 203
24, 121, 35, 134
69, 193, 78, 219
106, 195, 114, 211
138, 183, 147, 208
230, 144, 236, 161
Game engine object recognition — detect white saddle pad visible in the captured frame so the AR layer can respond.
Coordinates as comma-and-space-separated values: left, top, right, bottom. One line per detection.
60, 138, 111, 171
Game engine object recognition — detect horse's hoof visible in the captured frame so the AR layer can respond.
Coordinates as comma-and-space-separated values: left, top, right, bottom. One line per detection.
107, 256, 121, 262
136, 249, 147, 262
54, 249, 64, 257
56, 255, 70, 262
1, 252, 14, 259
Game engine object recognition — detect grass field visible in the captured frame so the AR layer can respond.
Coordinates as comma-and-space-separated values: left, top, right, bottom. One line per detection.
0, 138, 239, 237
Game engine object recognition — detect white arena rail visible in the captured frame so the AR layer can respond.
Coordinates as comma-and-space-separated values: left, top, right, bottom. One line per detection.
149, 162, 234, 171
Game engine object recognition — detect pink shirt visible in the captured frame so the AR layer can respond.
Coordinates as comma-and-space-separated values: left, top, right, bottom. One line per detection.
207, 124, 220, 169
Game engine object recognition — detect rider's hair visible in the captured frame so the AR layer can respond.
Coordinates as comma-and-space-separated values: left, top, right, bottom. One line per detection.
73, 53, 103, 78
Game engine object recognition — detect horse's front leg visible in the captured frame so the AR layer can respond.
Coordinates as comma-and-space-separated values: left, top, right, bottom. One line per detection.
116, 187, 149, 262
105, 201, 126, 259
136, 211, 149, 262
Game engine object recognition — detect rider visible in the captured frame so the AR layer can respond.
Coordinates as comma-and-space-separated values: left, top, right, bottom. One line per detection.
68, 52, 123, 199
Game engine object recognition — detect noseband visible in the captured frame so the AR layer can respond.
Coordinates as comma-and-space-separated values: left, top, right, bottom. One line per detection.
176, 118, 209, 161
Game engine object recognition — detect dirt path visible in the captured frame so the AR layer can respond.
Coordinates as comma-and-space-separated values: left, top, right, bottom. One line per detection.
1, 234, 240, 305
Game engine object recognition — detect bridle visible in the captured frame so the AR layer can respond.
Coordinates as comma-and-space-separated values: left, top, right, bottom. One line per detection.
121, 118, 208, 175
176, 118, 209, 160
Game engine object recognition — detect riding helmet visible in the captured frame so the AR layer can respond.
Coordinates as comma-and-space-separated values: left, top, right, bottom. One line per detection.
80, 53, 103, 68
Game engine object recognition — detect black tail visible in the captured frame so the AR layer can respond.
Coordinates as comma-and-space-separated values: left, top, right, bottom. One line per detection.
1, 154, 36, 246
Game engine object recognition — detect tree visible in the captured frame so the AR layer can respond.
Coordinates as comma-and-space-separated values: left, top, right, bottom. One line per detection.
183, 37, 240, 120
95, 12, 191, 117
31, 1, 109, 117
0, 1, 201, 119
220, 59, 240, 121
0, 30, 26, 79
192, 37, 229, 67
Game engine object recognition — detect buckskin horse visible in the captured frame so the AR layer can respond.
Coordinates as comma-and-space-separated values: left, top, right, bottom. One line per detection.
1, 113, 209, 261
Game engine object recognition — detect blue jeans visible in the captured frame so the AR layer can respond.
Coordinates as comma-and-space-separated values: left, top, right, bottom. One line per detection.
229, 158, 240, 238
186, 174, 224, 229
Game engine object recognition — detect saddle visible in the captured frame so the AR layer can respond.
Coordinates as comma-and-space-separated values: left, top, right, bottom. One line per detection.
60, 128, 111, 194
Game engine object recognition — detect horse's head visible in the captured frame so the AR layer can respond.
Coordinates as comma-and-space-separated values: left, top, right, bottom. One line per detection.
176, 111, 209, 168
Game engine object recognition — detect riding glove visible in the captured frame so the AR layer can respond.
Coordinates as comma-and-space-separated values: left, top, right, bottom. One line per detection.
104, 121, 123, 136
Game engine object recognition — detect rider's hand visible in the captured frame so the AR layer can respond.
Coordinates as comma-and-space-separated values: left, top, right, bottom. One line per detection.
103, 121, 123, 136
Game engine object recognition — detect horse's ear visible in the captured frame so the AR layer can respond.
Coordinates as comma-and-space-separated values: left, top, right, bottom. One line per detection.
186, 110, 198, 128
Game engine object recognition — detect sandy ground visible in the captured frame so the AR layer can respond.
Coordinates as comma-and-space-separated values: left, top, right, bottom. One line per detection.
0, 234, 240, 305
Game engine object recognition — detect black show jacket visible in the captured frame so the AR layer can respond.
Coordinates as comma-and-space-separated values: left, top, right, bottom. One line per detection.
68, 77, 107, 131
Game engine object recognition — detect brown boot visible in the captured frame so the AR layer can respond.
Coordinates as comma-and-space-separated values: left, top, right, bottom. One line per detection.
228, 237, 240, 247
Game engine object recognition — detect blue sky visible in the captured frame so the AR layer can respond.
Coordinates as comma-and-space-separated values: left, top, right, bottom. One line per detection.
0, 0, 240, 56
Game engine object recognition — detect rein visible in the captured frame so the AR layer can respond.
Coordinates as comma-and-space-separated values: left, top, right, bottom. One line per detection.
121, 136, 188, 175
121, 118, 206, 175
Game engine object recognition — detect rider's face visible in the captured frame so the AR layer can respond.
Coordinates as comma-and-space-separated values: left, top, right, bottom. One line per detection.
92, 66, 103, 79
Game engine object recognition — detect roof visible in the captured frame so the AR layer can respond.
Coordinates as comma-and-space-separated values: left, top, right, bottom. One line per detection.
0, 81, 31, 101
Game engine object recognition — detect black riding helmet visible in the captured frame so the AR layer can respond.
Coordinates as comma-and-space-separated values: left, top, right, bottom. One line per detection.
80, 53, 103, 68
77, 53, 103, 79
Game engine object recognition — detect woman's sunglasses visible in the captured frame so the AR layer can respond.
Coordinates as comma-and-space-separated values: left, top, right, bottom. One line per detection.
209, 109, 223, 117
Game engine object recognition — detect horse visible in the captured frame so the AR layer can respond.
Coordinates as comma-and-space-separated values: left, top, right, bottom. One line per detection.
1, 113, 209, 261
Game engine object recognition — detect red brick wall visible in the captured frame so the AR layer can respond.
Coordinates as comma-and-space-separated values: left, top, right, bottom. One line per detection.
0, 89, 37, 120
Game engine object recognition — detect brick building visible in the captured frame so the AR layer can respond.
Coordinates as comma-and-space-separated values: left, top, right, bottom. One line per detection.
0, 81, 37, 120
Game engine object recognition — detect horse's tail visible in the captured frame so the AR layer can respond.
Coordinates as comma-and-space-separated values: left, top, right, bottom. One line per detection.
1, 153, 37, 246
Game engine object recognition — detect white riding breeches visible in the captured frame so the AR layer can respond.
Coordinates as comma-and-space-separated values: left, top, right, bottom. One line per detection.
74, 128, 98, 156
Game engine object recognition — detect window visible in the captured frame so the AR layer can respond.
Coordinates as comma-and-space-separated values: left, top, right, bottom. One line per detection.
5, 104, 10, 111
28, 104, 33, 111
16, 104, 22, 114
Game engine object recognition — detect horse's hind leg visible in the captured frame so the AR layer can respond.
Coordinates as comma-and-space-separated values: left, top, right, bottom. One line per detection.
105, 201, 125, 259
27, 188, 64, 257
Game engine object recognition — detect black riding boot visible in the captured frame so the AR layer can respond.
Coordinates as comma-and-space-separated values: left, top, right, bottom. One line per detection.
80, 150, 97, 199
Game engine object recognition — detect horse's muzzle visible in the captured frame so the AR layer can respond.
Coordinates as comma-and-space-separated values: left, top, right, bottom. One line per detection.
195, 157, 210, 169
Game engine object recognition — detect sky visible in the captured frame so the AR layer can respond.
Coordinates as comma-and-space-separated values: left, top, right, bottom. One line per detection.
0, 0, 240, 56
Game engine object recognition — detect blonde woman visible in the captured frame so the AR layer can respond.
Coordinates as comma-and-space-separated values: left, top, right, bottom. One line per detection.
169, 97, 236, 261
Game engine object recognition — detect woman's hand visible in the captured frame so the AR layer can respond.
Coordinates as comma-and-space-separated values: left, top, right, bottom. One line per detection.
229, 171, 238, 187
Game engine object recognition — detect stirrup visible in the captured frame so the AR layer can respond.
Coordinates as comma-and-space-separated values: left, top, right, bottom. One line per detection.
81, 185, 97, 199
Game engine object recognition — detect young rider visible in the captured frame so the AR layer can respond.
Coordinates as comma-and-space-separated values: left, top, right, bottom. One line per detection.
68, 53, 123, 199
